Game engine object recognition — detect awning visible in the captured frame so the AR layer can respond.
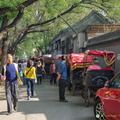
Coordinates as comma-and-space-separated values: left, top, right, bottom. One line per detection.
85, 50, 116, 66
67, 53, 94, 70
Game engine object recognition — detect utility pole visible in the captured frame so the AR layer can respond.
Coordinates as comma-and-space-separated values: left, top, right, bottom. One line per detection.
56, 11, 78, 36
56, 10, 78, 54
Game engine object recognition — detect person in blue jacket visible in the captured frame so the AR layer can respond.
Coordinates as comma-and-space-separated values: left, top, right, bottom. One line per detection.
57, 56, 68, 102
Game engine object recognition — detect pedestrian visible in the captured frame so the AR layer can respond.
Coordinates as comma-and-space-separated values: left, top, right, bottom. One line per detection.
36, 61, 44, 85
24, 60, 36, 100
57, 56, 68, 102
1, 54, 19, 115
50, 60, 58, 84
21, 60, 27, 85
19, 65, 23, 83
40, 58, 46, 80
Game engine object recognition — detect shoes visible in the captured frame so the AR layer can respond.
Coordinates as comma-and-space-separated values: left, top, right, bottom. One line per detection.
14, 106, 17, 111
60, 99, 68, 102
31, 96, 35, 98
27, 96, 30, 100
68, 89, 72, 92
7, 112, 12, 115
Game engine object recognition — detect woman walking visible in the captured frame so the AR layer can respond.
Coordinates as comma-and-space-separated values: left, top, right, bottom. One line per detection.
36, 61, 45, 85
50, 60, 58, 84
24, 60, 36, 100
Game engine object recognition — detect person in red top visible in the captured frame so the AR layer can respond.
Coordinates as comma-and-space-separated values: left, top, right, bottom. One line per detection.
50, 60, 58, 84
87, 59, 101, 71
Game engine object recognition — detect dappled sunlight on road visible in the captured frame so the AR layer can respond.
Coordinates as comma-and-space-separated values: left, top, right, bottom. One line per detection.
18, 86, 41, 101
0, 112, 48, 120
0, 82, 95, 120
26, 113, 47, 120
29, 97, 40, 101
18, 97, 40, 101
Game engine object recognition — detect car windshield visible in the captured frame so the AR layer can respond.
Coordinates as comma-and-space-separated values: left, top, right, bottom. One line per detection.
111, 73, 120, 89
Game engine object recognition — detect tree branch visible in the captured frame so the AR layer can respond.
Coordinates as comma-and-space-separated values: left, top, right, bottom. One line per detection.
0, 0, 38, 16
19, 37, 30, 44
27, 28, 50, 33
8, 27, 51, 51
0, 9, 24, 40
28, 3, 79, 29
28, 0, 110, 30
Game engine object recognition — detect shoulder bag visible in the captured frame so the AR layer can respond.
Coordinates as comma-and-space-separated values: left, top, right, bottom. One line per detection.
13, 63, 23, 85
26, 67, 33, 75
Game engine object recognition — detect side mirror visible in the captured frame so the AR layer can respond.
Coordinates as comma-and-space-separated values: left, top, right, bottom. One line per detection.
104, 81, 111, 88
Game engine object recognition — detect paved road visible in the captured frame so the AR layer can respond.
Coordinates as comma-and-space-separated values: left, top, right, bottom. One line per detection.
0, 80, 96, 120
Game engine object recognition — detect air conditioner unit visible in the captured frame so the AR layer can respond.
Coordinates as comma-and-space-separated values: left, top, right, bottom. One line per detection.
77, 33, 85, 48
83, 41, 87, 48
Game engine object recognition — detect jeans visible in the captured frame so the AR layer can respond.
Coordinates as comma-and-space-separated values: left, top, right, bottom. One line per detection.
26, 78, 35, 97
59, 79, 66, 100
37, 76, 42, 84
50, 73, 57, 84
23, 75, 26, 85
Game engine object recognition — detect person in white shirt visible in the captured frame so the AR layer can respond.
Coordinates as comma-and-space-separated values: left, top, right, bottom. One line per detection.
21, 60, 27, 85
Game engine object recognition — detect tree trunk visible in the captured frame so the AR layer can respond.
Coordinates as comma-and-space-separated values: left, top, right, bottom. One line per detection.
0, 39, 10, 72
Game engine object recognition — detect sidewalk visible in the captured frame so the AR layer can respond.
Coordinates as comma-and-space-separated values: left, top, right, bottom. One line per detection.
0, 80, 60, 120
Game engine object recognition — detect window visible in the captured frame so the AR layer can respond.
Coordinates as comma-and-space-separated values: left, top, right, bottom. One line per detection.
55, 42, 58, 49
111, 73, 120, 89
53, 43, 55, 50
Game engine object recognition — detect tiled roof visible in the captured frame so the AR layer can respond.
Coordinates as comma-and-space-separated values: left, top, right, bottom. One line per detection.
63, 10, 111, 35
87, 29, 120, 46
51, 10, 111, 42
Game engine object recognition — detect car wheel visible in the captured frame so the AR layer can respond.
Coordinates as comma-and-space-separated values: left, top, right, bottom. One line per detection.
94, 99, 106, 120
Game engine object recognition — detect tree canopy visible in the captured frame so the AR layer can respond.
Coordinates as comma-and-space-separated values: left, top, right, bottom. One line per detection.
0, 0, 120, 70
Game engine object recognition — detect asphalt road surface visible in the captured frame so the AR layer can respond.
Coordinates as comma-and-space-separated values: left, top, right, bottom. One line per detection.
0, 79, 96, 120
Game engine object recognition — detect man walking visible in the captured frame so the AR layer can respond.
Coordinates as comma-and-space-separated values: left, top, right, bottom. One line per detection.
57, 56, 68, 102
1, 54, 19, 115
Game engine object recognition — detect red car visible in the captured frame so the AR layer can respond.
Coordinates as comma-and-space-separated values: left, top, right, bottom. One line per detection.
94, 72, 120, 120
